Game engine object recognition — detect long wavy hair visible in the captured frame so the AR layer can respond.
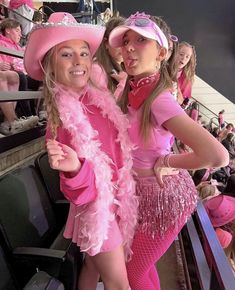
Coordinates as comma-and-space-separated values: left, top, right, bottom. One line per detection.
95, 16, 125, 94
179, 41, 197, 83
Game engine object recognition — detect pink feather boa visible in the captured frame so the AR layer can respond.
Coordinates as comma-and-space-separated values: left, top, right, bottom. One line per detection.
54, 84, 138, 259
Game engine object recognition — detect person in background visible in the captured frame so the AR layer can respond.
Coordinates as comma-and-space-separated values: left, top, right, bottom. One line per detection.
8, 0, 34, 37
92, 15, 127, 100
24, 12, 138, 290
204, 195, 235, 261
0, 0, 9, 22
218, 109, 225, 129
222, 133, 235, 159
189, 101, 199, 122
218, 123, 234, 141
177, 41, 196, 104
211, 126, 220, 139
222, 174, 235, 198
150, 16, 179, 102
109, 11, 229, 290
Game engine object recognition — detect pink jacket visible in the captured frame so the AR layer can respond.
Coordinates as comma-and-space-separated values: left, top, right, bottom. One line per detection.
45, 84, 138, 258
0, 34, 25, 72
9, 0, 33, 9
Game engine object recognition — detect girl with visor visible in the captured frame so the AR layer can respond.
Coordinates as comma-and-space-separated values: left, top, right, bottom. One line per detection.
109, 11, 229, 290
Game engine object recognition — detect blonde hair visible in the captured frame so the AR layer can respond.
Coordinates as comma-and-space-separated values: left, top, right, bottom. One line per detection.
119, 56, 172, 142
42, 47, 61, 139
179, 41, 196, 82
95, 16, 125, 94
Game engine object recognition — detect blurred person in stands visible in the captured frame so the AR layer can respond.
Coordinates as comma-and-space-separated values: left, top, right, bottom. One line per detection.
218, 109, 225, 129
24, 12, 138, 290
189, 101, 199, 122
219, 123, 234, 141
109, 11, 229, 290
8, 0, 34, 38
204, 195, 235, 270
177, 41, 196, 105
222, 132, 235, 159
0, 0, 9, 22
0, 18, 37, 134
92, 15, 127, 100
222, 174, 235, 198
0, 18, 40, 116
211, 126, 220, 139
0, 69, 37, 135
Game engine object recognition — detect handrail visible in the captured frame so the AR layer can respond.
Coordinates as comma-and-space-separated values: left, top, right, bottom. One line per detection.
191, 96, 220, 118
191, 96, 229, 128
0, 91, 41, 102
0, 3, 36, 24
0, 46, 24, 58
179, 201, 235, 290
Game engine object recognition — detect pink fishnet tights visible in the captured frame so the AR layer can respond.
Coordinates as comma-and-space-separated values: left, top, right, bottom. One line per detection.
127, 226, 183, 290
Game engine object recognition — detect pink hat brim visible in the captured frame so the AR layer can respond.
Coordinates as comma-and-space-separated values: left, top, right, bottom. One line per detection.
109, 25, 168, 49
24, 24, 105, 81
204, 195, 235, 227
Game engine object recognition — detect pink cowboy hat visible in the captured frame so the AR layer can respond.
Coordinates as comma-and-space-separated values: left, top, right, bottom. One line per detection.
204, 195, 235, 227
215, 228, 232, 248
24, 12, 105, 81
109, 12, 168, 50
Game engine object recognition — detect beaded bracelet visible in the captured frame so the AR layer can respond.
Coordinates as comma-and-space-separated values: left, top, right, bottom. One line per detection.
163, 154, 172, 168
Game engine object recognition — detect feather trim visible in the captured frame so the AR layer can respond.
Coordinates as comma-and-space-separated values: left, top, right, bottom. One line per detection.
54, 84, 138, 259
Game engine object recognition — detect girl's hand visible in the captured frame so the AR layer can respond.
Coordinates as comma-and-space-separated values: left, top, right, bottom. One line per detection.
46, 139, 81, 175
110, 71, 127, 83
154, 155, 179, 187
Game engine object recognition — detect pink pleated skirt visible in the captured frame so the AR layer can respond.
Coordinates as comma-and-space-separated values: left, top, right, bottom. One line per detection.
63, 203, 123, 256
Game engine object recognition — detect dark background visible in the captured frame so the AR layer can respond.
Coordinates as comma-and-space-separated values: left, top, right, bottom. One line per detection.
43, 1, 235, 104
113, 0, 235, 104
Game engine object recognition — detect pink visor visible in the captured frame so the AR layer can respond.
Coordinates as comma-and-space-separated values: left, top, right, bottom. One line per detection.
109, 12, 168, 50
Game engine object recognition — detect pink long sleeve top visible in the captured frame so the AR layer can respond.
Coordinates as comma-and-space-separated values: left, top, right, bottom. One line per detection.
47, 94, 123, 206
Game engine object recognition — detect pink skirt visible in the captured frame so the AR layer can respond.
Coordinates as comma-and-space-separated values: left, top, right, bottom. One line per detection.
135, 169, 198, 239
63, 203, 123, 256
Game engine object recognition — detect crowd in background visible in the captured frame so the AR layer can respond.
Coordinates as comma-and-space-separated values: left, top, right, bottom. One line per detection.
0, 2, 234, 287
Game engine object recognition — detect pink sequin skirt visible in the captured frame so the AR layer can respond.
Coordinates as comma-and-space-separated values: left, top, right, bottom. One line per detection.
135, 169, 198, 238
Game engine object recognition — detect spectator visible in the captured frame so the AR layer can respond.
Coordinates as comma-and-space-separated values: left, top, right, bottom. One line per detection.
8, 0, 34, 37
189, 101, 199, 122
0, 18, 41, 116
0, 70, 38, 135
177, 41, 196, 102
218, 109, 225, 129
0, 0, 9, 22
211, 126, 220, 138
204, 195, 235, 249
222, 133, 235, 159
0, 18, 38, 134
218, 123, 234, 141
92, 16, 126, 100
222, 174, 235, 198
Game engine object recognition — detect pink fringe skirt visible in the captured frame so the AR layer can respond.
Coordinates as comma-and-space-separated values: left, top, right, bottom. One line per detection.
135, 169, 198, 239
